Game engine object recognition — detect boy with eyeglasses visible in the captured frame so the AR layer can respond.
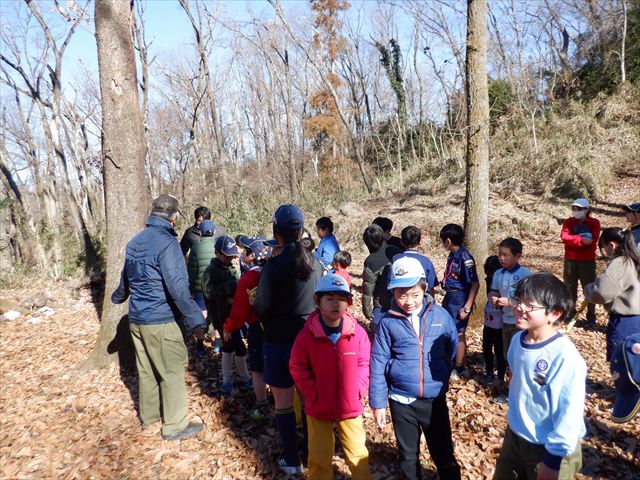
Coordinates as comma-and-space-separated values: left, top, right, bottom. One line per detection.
493, 273, 586, 480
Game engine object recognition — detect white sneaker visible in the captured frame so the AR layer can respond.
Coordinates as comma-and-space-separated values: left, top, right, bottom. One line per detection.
450, 369, 460, 381
276, 456, 303, 475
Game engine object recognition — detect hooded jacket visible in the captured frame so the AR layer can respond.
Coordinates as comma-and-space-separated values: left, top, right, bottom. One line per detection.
369, 298, 458, 408
290, 310, 370, 421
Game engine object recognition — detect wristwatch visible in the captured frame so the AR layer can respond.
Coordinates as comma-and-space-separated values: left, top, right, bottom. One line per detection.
462, 307, 472, 313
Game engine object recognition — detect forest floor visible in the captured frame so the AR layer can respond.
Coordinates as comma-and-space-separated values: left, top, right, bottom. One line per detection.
1, 173, 639, 480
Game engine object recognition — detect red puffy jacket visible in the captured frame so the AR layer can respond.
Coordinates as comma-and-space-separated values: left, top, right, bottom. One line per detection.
223, 268, 260, 333
560, 216, 601, 262
290, 310, 370, 421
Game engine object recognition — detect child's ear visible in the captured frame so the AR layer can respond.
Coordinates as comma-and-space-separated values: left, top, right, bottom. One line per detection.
547, 309, 563, 324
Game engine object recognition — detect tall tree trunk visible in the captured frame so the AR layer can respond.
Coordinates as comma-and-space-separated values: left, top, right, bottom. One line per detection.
464, 0, 490, 327
83, 0, 148, 370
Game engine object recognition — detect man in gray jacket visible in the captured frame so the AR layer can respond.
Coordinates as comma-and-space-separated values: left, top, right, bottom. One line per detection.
112, 194, 206, 441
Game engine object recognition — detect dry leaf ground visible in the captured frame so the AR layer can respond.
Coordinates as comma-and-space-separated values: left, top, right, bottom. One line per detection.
1, 175, 639, 479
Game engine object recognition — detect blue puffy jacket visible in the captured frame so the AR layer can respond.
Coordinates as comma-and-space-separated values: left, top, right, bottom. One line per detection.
369, 298, 458, 408
111, 216, 206, 330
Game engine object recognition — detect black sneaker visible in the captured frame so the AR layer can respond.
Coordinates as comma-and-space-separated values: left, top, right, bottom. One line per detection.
161, 422, 203, 441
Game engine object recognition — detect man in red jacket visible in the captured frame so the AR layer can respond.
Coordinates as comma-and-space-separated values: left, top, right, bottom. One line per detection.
561, 198, 601, 324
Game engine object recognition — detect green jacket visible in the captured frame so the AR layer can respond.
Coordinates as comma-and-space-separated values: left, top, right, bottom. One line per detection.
187, 236, 215, 292
202, 258, 238, 329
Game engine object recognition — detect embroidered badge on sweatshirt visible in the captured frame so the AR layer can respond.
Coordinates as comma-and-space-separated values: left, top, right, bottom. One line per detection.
533, 358, 549, 386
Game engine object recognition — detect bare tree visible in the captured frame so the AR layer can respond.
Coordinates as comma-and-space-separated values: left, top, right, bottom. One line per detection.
464, 0, 490, 325
83, 0, 148, 370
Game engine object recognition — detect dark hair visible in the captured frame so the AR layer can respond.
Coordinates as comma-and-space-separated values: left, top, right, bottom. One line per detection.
392, 278, 428, 293
439, 223, 464, 246
315, 217, 334, 234
499, 237, 523, 256
401, 226, 421, 249
274, 224, 314, 280
512, 273, 574, 323
194, 206, 211, 221
598, 227, 640, 275
333, 250, 352, 268
363, 224, 385, 253
243, 247, 253, 257
373, 216, 393, 233
483, 255, 502, 293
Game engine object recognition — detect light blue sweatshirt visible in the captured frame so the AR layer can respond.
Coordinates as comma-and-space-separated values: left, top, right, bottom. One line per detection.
507, 330, 586, 469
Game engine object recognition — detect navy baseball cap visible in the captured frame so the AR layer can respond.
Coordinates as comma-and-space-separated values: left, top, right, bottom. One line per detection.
610, 333, 640, 423
199, 220, 216, 236
388, 257, 426, 290
272, 204, 304, 229
214, 235, 239, 256
264, 238, 280, 247
623, 202, 640, 213
249, 238, 271, 261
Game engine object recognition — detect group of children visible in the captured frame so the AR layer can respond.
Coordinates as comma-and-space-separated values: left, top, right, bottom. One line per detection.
178, 199, 639, 480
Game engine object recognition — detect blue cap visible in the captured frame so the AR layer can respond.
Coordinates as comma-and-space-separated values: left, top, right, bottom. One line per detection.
388, 257, 426, 290
214, 235, 239, 256
264, 238, 280, 247
199, 220, 216, 236
249, 238, 271, 262
314, 273, 352, 296
623, 202, 640, 213
610, 333, 640, 423
272, 204, 304, 229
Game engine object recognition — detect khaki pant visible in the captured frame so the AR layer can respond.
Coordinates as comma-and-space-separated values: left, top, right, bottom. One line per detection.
130, 322, 189, 436
563, 259, 596, 320
307, 415, 370, 480
494, 427, 582, 479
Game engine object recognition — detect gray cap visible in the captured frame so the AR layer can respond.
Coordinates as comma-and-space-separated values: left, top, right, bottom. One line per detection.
151, 194, 181, 215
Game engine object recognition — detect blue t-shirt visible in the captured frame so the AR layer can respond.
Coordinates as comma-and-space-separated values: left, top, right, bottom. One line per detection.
321, 317, 343, 345
442, 246, 479, 292
491, 264, 532, 325
391, 250, 439, 290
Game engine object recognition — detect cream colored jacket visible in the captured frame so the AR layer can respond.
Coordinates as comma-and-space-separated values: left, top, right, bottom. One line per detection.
585, 256, 640, 316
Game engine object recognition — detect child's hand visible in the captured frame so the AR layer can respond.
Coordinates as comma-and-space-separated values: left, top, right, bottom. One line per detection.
537, 463, 559, 480
496, 296, 510, 307
373, 408, 386, 431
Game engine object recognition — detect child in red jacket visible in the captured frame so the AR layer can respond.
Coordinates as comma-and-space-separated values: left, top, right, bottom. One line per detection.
290, 274, 371, 480
223, 238, 271, 416
560, 198, 601, 324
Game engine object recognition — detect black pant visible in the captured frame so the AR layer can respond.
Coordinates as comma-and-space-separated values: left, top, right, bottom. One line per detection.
483, 326, 506, 381
389, 396, 461, 480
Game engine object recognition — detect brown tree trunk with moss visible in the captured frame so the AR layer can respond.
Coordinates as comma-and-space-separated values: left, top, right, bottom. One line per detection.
464, 0, 490, 327
81, 0, 148, 370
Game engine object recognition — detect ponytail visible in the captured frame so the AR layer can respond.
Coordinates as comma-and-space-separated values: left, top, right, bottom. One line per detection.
273, 224, 314, 280
599, 227, 640, 275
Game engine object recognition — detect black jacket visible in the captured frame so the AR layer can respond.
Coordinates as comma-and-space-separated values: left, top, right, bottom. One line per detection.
362, 243, 402, 319
254, 242, 323, 343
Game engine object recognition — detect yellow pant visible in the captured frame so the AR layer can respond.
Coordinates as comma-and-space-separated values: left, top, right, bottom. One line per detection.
307, 415, 371, 480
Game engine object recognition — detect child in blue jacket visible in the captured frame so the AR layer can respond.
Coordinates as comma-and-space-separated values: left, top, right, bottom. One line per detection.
370, 257, 461, 480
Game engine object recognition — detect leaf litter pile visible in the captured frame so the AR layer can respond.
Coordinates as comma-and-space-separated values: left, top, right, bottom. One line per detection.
1, 178, 639, 479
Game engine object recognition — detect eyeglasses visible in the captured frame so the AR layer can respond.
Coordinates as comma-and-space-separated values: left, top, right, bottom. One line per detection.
509, 299, 547, 313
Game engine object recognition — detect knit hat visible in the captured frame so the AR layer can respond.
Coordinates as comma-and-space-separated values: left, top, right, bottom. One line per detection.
214, 235, 239, 256
610, 333, 640, 423
388, 257, 426, 290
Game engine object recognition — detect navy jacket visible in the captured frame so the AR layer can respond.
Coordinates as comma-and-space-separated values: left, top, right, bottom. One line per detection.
369, 298, 458, 408
112, 216, 206, 330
